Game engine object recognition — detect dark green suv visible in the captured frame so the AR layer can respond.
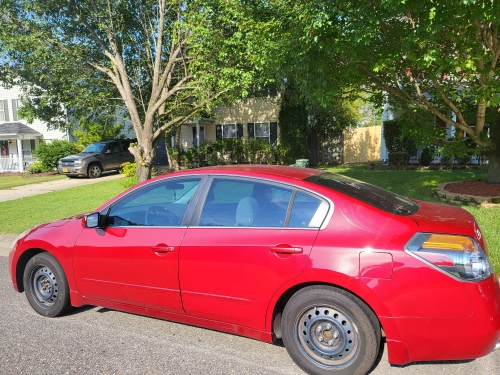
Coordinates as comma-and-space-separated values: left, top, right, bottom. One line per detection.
57, 139, 136, 178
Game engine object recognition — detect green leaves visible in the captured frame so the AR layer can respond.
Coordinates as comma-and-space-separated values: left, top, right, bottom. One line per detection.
1, 0, 274, 181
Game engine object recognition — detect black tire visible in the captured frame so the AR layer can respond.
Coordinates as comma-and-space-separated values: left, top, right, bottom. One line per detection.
281, 286, 380, 375
88, 163, 102, 178
23, 253, 72, 317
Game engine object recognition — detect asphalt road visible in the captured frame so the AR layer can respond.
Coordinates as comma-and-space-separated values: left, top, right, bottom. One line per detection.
1, 251, 499, 374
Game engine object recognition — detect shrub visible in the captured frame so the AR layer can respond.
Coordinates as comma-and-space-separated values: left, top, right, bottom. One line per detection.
440, 154, 453, 165
34, 140, 82, 171
383, 119, 417, 166
119, 161, 136, 177
388, 151, 409, 167
170, 138, 288, 168
25, 161, 51, 174
419, 147, 434, 166
440, 136, 480, 165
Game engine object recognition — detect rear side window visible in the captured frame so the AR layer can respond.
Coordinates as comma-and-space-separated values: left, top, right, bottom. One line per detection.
306, 172, 419, 216
289, 193, 322, 228
199, 178, 292, 227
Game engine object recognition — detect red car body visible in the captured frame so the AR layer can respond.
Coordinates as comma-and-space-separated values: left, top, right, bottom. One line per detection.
8, 165, 500, 372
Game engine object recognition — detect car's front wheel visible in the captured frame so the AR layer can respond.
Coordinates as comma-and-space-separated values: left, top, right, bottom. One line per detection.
281, 286, 380, 375
23, 253, 72, 317
88, 163, 102, 178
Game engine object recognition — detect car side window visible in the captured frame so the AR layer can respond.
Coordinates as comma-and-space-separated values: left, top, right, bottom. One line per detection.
199, 178, 292, 227
121, 140, 135, 152
289, 192, 325, 228
106, 142, 121, 153
107, 178, 201, 227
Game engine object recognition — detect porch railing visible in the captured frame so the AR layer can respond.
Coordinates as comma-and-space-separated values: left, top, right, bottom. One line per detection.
0, 156, 39, 172
0, 156, 20, 172
23, 156, 39, 168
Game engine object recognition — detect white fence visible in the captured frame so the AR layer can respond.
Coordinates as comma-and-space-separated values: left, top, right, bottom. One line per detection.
0, 156, 20, 172
0, 156, 39, 172
408, 147, 487, 165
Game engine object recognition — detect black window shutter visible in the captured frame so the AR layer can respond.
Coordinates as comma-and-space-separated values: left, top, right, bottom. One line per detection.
270, 122, 278, 144
216, 124, 222, 140
247, 123, 254, 138
237, 123, 243, 139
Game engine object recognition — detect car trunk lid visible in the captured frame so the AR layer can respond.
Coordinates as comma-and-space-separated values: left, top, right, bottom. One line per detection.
409, 200, 483, 245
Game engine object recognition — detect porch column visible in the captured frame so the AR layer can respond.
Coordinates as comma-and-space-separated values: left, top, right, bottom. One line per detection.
196, 120, 200, 147
16, 139, 24, 172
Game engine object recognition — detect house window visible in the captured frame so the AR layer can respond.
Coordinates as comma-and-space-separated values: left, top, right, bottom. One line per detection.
192, 126, 205, 145
222, 124, 237, 139
12, 99, 22, 121
0, 100, 10, 122
255, 122, 270, 142
22, 139, 36, 158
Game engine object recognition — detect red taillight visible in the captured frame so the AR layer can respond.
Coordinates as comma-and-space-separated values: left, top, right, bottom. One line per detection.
406, 233, 493, 281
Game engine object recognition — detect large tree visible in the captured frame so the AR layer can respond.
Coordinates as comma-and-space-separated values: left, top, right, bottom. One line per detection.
0, 0, 262, 181
269, 0, 500, 183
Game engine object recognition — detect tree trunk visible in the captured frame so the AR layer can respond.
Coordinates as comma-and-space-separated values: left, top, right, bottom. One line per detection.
169, 150, 180, 171
130, 143, 155, 183
136, 161, 152, 182
487, 122, 500, 184
165, 141, 179, 172
168, 128, 182, 171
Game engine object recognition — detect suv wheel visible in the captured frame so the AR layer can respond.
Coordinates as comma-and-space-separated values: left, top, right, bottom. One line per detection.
88, 163, 102, 178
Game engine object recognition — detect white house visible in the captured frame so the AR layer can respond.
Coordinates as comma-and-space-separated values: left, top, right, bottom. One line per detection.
0, 85, 68, 172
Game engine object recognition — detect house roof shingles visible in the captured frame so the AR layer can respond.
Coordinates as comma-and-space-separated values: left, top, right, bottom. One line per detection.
0, 122, 42, 136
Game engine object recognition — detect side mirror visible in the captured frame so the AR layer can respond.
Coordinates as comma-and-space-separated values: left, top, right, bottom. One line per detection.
85, 213, 100, 228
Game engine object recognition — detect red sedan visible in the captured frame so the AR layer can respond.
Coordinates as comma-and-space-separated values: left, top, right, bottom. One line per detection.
8, 165, 500, 375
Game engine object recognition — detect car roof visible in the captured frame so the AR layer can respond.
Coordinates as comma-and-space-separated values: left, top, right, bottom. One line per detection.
95, 138, 136, 143
184, 165, 323, 180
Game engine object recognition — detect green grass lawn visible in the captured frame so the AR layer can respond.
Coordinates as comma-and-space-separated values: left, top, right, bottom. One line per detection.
1, 165, 498, 274
0, 173, 67, 190
0, 178, 129, 235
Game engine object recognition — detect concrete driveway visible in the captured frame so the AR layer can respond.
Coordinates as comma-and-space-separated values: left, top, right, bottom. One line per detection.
0, 172, 124, 203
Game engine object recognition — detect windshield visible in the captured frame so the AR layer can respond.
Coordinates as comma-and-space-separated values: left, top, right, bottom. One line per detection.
306, 172, 419, 216
82, 142, 106, 153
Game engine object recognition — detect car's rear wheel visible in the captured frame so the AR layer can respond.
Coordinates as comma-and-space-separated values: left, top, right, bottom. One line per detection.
88, 163, 102, 178
282, 286, 380, 375
23, 253, 72, 317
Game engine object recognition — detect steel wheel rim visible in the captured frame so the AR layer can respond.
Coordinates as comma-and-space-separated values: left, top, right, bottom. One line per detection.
90, 165, 100, 177
29, 266, 58, 308
294, 305, 359, 369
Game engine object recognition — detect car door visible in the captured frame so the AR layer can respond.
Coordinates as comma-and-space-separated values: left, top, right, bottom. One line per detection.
73, 177, 203, 313
120, 139, 136, 163
101, 141, 122, 170
179, 177, 329, 331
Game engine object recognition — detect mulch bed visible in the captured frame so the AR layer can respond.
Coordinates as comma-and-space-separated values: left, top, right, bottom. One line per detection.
444, 180, 500, 197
